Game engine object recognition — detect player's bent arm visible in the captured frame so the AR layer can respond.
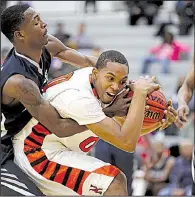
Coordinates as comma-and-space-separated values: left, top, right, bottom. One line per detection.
178, 64, 194, 105
3, 75, 87, 137
46, 34, 97, 68
86, 90, 148, 153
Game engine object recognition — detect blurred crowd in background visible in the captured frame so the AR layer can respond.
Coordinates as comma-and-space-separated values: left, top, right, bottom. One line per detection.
1, 1, 194, 196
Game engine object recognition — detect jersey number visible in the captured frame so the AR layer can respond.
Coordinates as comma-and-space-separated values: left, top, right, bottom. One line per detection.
79, 136, 99, 152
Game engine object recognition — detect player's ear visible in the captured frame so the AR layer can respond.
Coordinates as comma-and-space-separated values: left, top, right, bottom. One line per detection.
92, 68, 99, 80
14, 31, 25, 41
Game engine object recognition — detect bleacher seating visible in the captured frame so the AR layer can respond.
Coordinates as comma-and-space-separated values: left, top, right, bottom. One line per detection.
1, 9, 193, 100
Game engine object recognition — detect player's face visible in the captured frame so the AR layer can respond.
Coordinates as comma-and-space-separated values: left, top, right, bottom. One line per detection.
18, 7, 48, 47
94, 62, 128, 104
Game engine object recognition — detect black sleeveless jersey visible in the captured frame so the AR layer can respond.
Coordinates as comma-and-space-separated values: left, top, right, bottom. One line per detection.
1, 47, 51, 161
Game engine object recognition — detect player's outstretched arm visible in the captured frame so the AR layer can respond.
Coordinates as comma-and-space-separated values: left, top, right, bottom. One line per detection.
176, 63, 194, 128
178, 65, 194, 106
46, 34, 97, 68
3, 75, 87, 137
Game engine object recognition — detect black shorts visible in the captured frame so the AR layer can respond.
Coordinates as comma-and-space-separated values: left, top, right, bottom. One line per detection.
1, 159, 44, 196
192, 182, 195, 196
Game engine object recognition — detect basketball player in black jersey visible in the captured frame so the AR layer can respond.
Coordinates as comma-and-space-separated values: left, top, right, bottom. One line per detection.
1, 5, 130, 196
175, 57, 195, 195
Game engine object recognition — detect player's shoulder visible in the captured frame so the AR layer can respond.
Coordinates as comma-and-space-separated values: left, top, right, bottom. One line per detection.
1, 47, 33, 76
45, 82, 95, 103
63, 87, 95, 102
5, 74, 26, 84
3, 74, 37, 92
74, 66, 94, 76
1, 48, 17, 68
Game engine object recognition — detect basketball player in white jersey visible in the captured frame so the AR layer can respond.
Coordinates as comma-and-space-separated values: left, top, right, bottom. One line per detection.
175, 56, 195, 195
13, 50, 177, 196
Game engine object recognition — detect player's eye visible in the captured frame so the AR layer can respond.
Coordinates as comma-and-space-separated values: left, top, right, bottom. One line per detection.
121, 80, 127, 85
106, 76, 114, 81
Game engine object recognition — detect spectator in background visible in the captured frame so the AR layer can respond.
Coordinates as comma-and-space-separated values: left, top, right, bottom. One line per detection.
140, 31, 191, 74
53, 23, 71, 45
126, 1, 163, 26
84, 0, 97, 13
144, 141, 175, 196
68, 22, 94, 49
154, 22, 175, 38
175, 0, 194, 36
135, 134, 157, 170
158, 140, 193, 196
95, 134, 160, 196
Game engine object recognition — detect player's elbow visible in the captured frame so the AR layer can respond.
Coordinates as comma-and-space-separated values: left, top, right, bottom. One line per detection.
118, 139, 137, 153
51, 120, 87, 138
52, 125, 71, 138
120, 144, 136, 153
117, 134, 138, 153
53, 130, 65, 138
124, 143, 137, 153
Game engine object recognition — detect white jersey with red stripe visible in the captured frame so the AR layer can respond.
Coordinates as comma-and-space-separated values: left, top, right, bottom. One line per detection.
12, 67, 120, 196
42, 67, 106, 153
15, 67, 107, 154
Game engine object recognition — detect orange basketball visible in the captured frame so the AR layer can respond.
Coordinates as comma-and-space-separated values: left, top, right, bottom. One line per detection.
127, 89, 167, 129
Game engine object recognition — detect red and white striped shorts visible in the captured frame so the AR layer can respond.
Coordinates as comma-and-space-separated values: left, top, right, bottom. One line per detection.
13, 118, 120, 196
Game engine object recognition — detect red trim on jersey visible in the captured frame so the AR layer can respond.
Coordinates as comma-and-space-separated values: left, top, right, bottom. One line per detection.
89, 75, 99, 99
43, 72, 74, 92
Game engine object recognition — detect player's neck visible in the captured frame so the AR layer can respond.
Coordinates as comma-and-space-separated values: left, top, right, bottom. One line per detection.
91, 76, 99, 98
15, 45, 42, 64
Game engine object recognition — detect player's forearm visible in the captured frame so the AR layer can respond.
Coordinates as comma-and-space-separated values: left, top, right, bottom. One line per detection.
178, 64, 194, 106
55, 118, 87, 138
178, 83, 193, 106
56, 49, 97, 68
120, 90, 147, 151
84, 55, 97, 67
23, 98, 87, 138
114, 118, 161, 135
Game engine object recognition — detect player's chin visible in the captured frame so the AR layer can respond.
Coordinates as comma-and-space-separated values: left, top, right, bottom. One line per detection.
44, 40, 49, 46
43, 35, 49, 45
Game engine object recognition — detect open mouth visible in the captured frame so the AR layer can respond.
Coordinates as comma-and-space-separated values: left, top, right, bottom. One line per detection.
106, 92, 116, 99
43, 30, 48, 37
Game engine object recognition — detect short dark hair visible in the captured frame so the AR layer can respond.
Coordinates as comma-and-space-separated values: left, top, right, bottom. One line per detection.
1, 4, 30, 42
96, 50, 129, 70
163, 31, 174, 43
